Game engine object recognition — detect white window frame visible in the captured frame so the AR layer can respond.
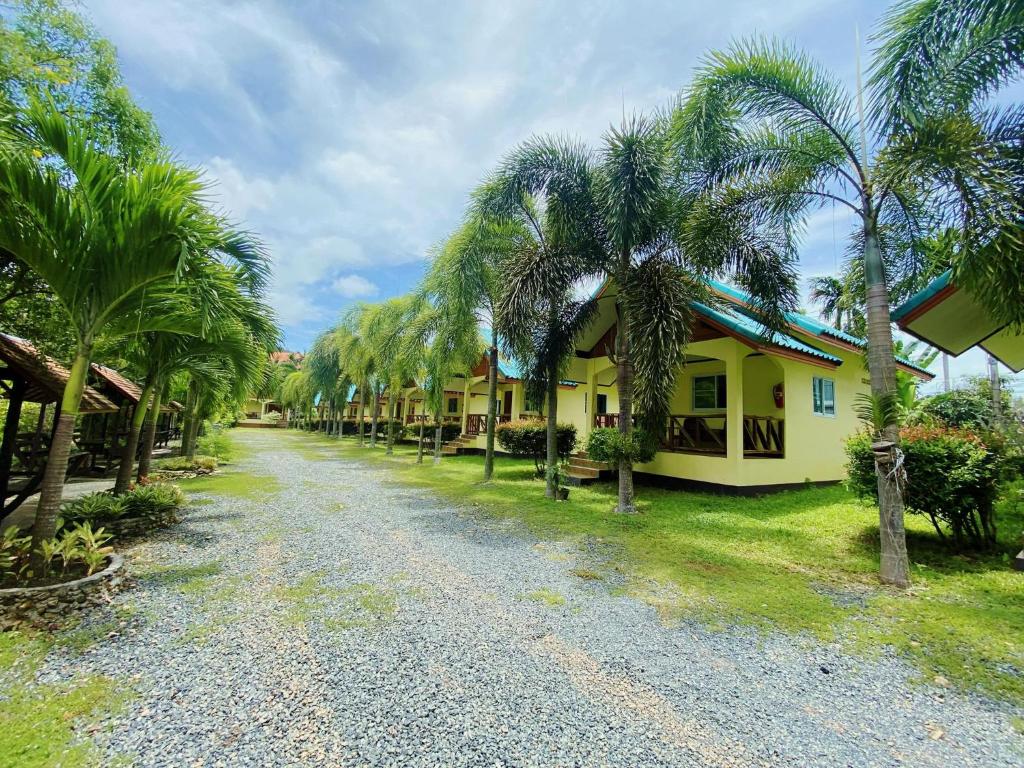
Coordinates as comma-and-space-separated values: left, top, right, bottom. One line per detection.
812, 376, 836, 418
692, 374, 726, 412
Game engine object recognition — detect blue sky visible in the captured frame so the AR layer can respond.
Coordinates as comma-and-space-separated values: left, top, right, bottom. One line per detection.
85, 0, 1012, 393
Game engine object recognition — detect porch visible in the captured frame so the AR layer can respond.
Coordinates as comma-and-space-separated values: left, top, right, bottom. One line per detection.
592, 413, 784, 457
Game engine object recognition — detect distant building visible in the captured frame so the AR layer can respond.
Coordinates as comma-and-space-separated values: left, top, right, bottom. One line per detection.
241, 350, 303, 424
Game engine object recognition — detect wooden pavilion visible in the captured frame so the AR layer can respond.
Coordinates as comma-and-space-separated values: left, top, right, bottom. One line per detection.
0, 334, 117, 521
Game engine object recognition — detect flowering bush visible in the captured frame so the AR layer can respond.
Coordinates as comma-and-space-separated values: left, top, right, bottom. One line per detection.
846, 425, 1000, 550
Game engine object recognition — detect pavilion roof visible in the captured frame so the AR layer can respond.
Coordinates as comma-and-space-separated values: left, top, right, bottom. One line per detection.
0, 334, 118, 413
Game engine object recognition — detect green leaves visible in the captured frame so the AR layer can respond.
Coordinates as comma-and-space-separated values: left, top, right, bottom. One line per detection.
870, 0, 1024, 131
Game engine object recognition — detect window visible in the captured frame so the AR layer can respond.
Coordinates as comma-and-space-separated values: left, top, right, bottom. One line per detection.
447, 397, 459, 414
692, 374, 726, 410
812, 377, 835, 417
596, 393, 608, 414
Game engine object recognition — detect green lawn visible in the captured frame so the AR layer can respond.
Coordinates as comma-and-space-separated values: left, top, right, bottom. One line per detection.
292, 431, 1024, 706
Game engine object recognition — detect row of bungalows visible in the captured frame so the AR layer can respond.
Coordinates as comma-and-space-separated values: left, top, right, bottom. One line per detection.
345, 280, 933, 493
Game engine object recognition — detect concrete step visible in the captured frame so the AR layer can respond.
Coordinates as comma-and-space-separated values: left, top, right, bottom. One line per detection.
565, 472, 598, 487
566, 465, 600, 479
568, 457, 610, 471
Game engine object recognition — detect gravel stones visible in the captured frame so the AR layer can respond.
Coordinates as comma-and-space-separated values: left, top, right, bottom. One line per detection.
27, 431, 1024, 767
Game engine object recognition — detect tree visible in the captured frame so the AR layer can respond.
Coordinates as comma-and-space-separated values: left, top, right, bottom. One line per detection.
870, 0, 1024, 327
337, 307, 376, 447
119, 269, 277, 490
671, 23, 1018, 585
422, 218, 511, 480
479, 124, 795, 510
0, 0, 161, 165
361, 297, 417, 456
0, 100, 268, 559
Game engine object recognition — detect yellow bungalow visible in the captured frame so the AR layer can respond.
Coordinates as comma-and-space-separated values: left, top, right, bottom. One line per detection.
425, 281, 931, 492
555, 280, 933, 491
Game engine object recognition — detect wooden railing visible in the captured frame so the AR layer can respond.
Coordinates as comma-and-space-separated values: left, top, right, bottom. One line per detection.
665, 414, 727, 455
742, 415, 784, 456
465, 413, 512, 435
594, 413, 784, 458
405, 414, 462, 425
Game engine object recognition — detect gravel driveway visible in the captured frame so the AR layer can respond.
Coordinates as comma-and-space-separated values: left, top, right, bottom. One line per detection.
38, 430, 1022, 767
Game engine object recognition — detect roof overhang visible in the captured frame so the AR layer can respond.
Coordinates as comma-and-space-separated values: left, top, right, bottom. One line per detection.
893, 271, 1024, 373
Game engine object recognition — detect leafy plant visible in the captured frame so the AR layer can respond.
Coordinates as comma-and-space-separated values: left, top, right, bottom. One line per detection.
847, 426, 1002, 550
495, 420, 576, 475
59, 492, 129, 528
0, 527, 32, 585
586, 427, 659, 465
854, 392, 902, 437
196, 423, 235, 461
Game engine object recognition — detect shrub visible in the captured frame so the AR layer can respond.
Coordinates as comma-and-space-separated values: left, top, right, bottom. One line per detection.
196, 422, 234, 461
123, 483, 185, 526
340, 419, 361, 436
846, 425, 1001, 550
410, 422, 461, 445
375, 419, 406, 441
60, 484, 185, 533
586, 427, 659, 465
262, 411, 283, 423
154, 455, 218, 473
918, 378, 1013, 429
496, 420, 576, 474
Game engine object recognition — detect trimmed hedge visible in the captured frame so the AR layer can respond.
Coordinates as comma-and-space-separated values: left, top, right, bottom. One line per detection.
496, 419, 576, 474
846, 425, 1000, 550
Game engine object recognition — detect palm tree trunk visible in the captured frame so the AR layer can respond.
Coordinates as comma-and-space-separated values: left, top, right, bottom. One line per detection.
114, 378, 155, 494
433, 421, 442, 464
357, 386, 366, 446
864, 219, 911, 587
137, 383, 163, 481
484, 330, 499, 481
417, 418, 425, 463
184, 381, 201, 459
369, 384, 380, 448
180, 382, 196, 457
31, 347, 91, 565
386, 390, 397, 455
545, 359, 559, 499
615, 297, 636, 513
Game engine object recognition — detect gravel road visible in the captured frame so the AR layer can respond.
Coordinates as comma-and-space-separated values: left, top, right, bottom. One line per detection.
36, 429, 1023, 767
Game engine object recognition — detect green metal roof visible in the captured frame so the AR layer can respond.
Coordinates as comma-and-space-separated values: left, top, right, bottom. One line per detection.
692, 301, 843, 365
891, 270, 952, 322
707, 279, 933, 377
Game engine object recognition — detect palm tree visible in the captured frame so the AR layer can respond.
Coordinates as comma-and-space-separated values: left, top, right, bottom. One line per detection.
870, 0, 1024, 327
671, 25, 1018, 585
808, 275, 856, 333
113, 267, 277, 493
361, 297, 417, 455
306, 327, 351, 438
479, 124, 796, 510
422, 218, 510, 480
0, 100, 268, 556
337, 308, 376, 447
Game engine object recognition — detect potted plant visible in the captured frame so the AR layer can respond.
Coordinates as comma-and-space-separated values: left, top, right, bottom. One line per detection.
546, 462, 571, 501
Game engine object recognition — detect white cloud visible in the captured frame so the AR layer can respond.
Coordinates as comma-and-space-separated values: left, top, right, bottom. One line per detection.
332, 274, 379, 299
87, 0, 885, 348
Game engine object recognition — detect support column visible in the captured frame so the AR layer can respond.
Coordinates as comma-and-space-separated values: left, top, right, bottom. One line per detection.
0, 378, 26, 505
585, 360, 599, 439
724, 347, 745, 476
460, 381, 471, 434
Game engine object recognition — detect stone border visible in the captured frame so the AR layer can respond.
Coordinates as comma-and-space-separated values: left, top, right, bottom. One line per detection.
0, 554, 126, 630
